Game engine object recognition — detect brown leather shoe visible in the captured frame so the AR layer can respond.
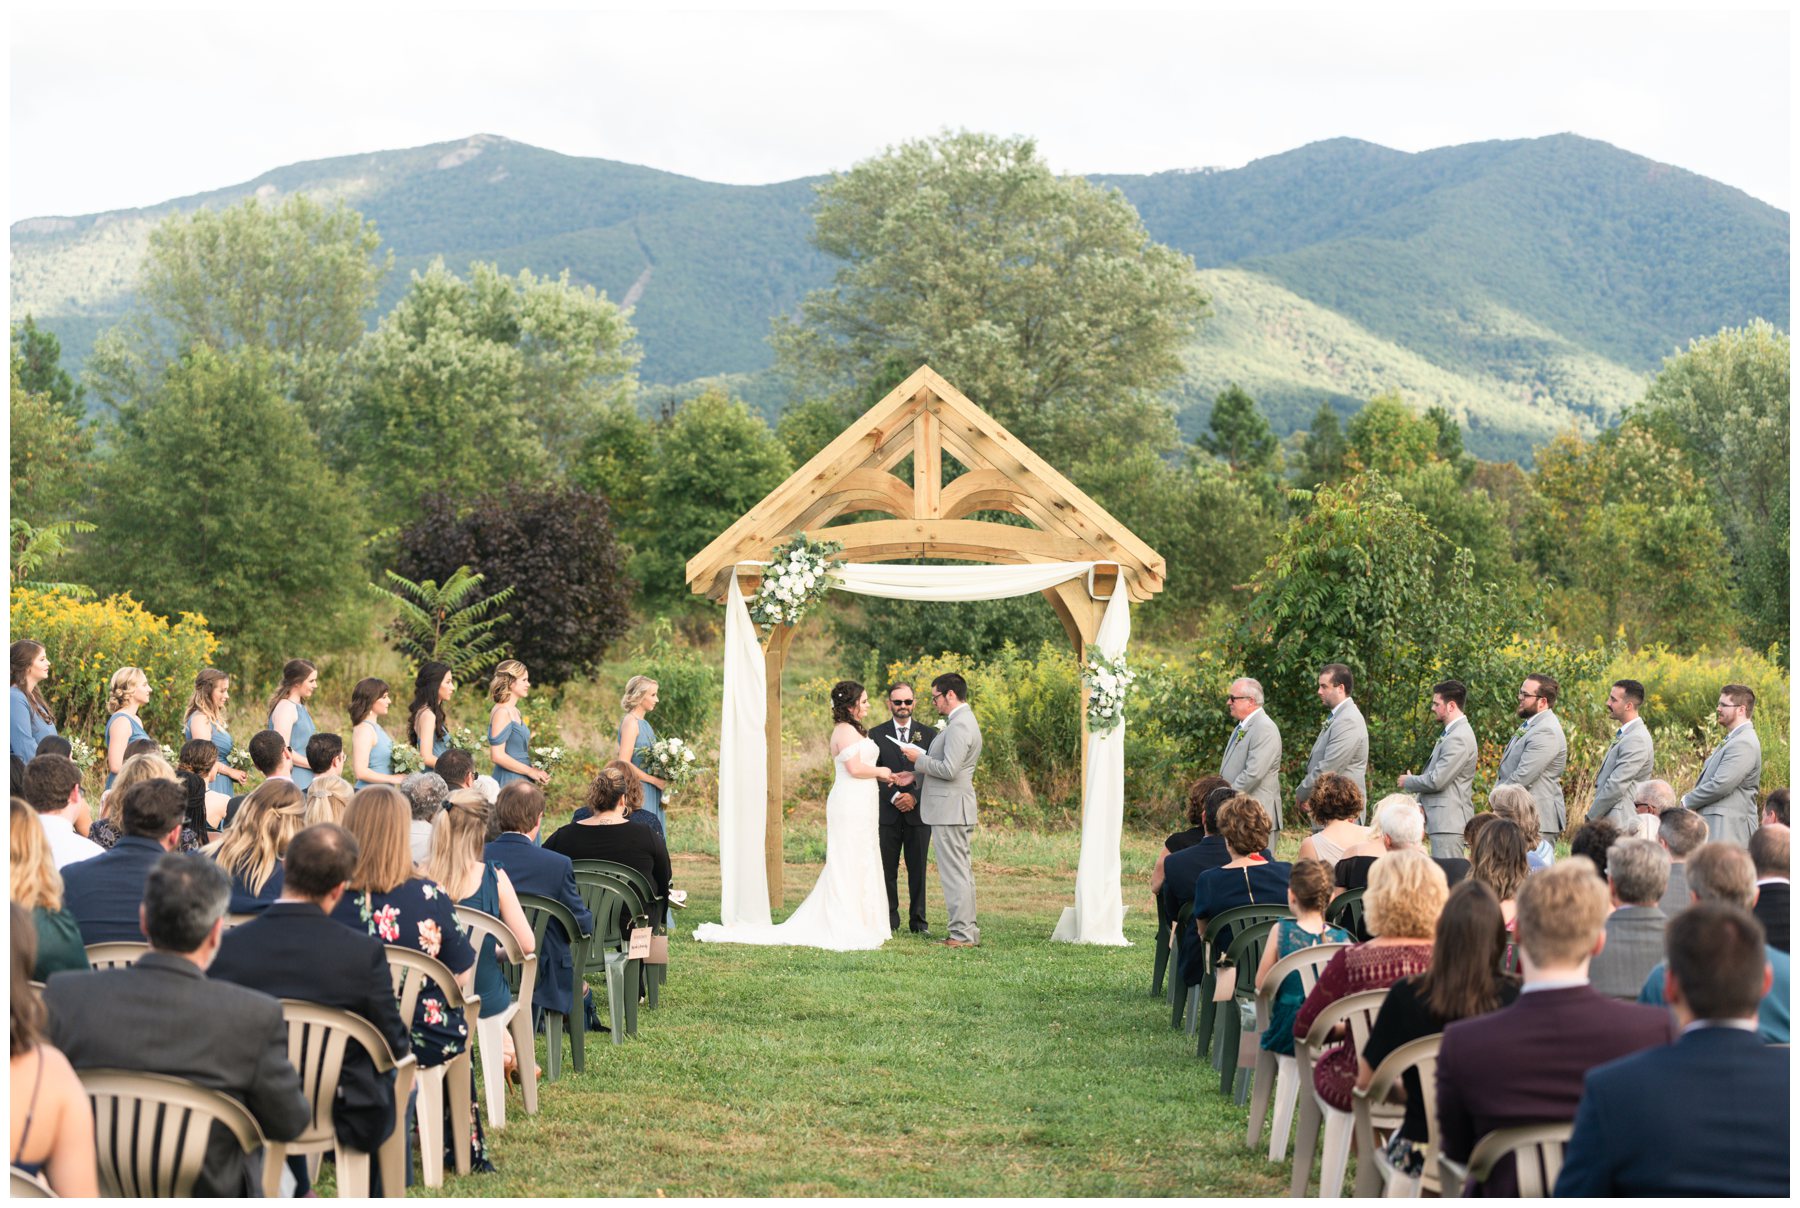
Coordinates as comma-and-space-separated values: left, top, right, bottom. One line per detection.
942, 938, 977, 948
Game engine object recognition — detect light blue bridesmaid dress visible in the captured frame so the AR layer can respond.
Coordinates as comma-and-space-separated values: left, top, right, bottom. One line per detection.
489, 714, 533, 789
355, 721, 394, 791
624, 715, 665, 830
10, 685, 58, 762
183, 713, 233, 795
104, 710, 150, 789
270, 700, 318, 790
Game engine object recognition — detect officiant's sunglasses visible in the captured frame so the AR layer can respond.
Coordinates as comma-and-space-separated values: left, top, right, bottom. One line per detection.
889, 696, 915, 706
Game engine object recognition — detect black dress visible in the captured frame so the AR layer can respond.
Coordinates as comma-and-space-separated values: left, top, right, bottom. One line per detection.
1361, 973, 1521, 1142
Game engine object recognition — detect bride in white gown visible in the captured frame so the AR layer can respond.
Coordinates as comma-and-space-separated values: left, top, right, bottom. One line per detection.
695, 681, 906, 951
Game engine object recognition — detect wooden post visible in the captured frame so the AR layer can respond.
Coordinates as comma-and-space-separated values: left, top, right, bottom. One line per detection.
763, 624, 796, 911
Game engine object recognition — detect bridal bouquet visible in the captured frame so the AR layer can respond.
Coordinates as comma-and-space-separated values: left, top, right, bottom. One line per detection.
642, 735, 701, 799
390, 743, 425, 775
532, 744, 567, 776
1081, 646, 1136, 733
748, 532, 843, 629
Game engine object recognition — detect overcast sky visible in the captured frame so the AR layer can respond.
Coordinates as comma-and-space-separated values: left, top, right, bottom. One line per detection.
9, 6, 1792, 222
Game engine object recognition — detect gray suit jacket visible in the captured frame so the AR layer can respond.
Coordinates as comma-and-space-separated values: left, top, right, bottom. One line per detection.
1589, 904, 1669, 999
1496, 709, 1568, 835
1592, 721, 1656, 833
918, 705, 982, 827
1296, 698, 1369, 807
1657, 863, 1690, 918
1401, 715, 1478, 836
1682, 724, 1762, 826
1222, 709, 1283, 829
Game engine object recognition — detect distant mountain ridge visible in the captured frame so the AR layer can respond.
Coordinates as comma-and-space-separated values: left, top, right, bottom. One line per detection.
11, 131, 1788, 461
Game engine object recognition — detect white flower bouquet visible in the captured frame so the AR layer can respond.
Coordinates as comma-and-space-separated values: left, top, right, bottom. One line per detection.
642, 735, 701, 799
748, 532, 844, 629
390, 743, 425, 775
65, 735, 96, 771
158, 742, 180, 766
532, 745, 567, 776
1081, 645, 1136, 733
445, 724, 486, 755
225, 744, 254, 772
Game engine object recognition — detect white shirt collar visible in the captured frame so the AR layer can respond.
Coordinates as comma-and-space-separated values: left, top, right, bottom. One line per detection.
1757, 876, 1790, 887
1240, 706, 1265, 729
946, 702, 967, 719
1617, 717, 1643, 735
1682, 1018, 1760, 1036
1329, 698, 1350, 719
1520, 974, 1589, 993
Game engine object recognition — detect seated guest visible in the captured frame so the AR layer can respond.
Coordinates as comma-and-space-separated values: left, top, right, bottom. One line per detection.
1557, 903, 1789, 1197
1434, 858, 1675, 1197
1763, 787, 1789, 828
1588, 837, 1671, 999
22, 753, 100, 869
1295, 772, 1369, 871
1462, 810, 1495, 855
10, 906, 98, 1196
401, 771, 450, 865
246, 729, 293, 781
435, 748, 476, 793
304, 772, 354, 827
1750, 822, 1789, 953
1358, 880, 1519, 1191
571, 760, 667, 840
211, 779, 307, 915
1631, 778, 1680, 841
1468, 817, 1528, 930
1253, 858, 1350, 1058
1487, 784, 1552, 870
1150, 774, 1227, 899
483, 782, 595, 1023
1295, 849, 1444, 1113
1657, 806, 1709, 916
1567, 816, 1620, 880
1191, 795, 1291, 977
1334, 797, 1466, 938
44, 853, 309, 1195
1163, 785, 1257, 915
62, 777, 190, 943
1637, 843, 1789, 1043
91, 752, 201, 853
33, 737, 73, 760
546, 763, 673, 925
176, 739, 232, 841
305, 732, 347, 782
10, 800, 88, 980
210, 824, 411, 1180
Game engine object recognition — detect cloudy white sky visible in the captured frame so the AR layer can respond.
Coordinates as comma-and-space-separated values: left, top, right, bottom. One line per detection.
9, 6, 1792, 221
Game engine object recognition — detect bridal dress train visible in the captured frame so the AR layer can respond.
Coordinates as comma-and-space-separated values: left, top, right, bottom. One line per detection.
695, 736, 891, 951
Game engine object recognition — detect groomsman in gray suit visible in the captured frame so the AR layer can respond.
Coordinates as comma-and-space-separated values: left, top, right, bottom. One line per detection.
1496, 672, 1569, 843
1221, 677, 1283, 830
1682, 683, 1763, 846
1592, 679, 1656, 835
1294, 663, 1369, 822
903, 672, 984, 947
1399, 679, 1478, 858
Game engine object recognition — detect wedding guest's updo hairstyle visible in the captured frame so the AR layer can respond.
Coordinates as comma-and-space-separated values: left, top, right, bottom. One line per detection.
830, 681, 867, 735
585, 762, 636, 816
621, 675, 658, 712
348, 678, 389, 727
106, 667, 148, 714
489, 660, 528, 704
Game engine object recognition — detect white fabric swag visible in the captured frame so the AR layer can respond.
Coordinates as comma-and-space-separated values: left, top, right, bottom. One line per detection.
715, 560, 1131, 945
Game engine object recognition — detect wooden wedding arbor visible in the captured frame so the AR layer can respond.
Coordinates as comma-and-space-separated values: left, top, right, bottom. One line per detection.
687, 365, 1165, 906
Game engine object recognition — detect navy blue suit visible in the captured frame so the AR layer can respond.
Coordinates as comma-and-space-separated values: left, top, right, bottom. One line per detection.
61, 833, 167, 943
483, 831, 593, 1015
1555, 1025, 1789, 1197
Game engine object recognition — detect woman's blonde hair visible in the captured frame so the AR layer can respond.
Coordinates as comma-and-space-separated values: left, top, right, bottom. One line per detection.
621, 675, 658, 713
304, 773, 354, 827
424, 793, 490, 901
1364, 848, 1449, 941
214, 780, 306, 896
489, 660, 528, 704
106, 666, 148, 714
103, 753, 176, 825
342, 785, 415, 894
1487, 784, 1542, 849
10, 797, 62, 911
184, 668, 230, 728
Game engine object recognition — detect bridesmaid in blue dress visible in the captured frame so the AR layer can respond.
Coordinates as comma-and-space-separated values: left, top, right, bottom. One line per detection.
266, 659, 320, 790
350, 677, 406, 791
617, 675, 668, 831
409, 661, 457, 773
103, 667, 153, 790
487, 661, 547, 792
183, 668, 247, 796
9, 641, 59, 762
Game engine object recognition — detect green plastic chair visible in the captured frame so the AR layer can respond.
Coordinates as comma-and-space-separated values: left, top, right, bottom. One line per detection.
573, 859, 667, 1009
1195, 903, 1294, 1063
1169, 900, 1196, 1029
1214, 917, 1281, 1101
571, 871, 645, 1042
1325, 888, 1367, 940
515, 893, 593, 1078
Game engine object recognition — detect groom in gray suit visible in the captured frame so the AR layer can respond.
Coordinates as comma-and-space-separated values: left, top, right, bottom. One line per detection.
1399, 679, 1479, 858
1682, 683, 1763, 846
903, 672, 984, 947
1295, 663, 1369, 822
1593, 679, 1656, 835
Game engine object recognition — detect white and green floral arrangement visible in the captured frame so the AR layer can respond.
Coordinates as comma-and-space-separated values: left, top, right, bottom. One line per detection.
642, 735, 701, 799
747, 532, 844, 630
1081, 646, 1136, 733
444, 724, 486, 755
226, 744, 254, 772
158, 743, 180, 766
65, 735, 96, 772
532, 744, 567, 776
389, 743, 425, 776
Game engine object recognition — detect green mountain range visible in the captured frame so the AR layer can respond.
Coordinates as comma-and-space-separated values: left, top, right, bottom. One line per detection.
11, 131, 1787, 461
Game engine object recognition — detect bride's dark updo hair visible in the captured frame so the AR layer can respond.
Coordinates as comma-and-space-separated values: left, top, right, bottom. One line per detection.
830, 680, 867, 736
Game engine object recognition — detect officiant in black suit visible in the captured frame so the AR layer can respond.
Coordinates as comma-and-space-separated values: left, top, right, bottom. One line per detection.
871, 682, 937, 934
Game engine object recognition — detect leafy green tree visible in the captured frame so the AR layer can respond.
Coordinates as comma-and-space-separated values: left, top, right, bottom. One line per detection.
1345, 394, 1439, 476
10, 519, 97, 599
372, 565, 515, 677
573, 398, 657, 544
772, 130, 1207, 464
1423, 405, 1471, 476
776, 396, 857, 466
82, 344, 373, 674
1296, 402, 1348, 487
1201, 384, 1279, 473
11, 315, 83, 418
1390, 460, 1523, 592
10, 361, 92, 522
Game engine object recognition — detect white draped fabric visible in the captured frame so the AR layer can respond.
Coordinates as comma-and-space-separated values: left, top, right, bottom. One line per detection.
714, 560, 1132, 943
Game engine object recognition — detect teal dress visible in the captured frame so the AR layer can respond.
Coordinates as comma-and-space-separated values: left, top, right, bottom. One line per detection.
459, 862, 511, 1019
184, 713, 234, 795
355, 721, 394, 790
489, 716, 532, 789
624, 715, 665, 829
105, 710, 151, 789
270, 700, 318, 790
1260, 918, 1353, 1055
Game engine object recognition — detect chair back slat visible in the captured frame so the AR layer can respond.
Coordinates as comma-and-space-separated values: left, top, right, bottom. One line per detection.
1299, 986, 1389, 1051
82, 942, 150, 972
1324, 888, 1366, 938
9, 1167, 55, 1197
79, 1068, 264, 1198
572, 859, 662, 914
1253, 941, 1350, 1027
572, 871, 647, 955
384, 945, 478, 1022
1466, 1122, 1575, 1197
1353, 1032, 1444, 1194
1220, 918, 1280, 996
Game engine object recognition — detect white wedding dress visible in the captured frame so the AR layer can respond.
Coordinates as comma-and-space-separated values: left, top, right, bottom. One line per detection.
695, 736, 891, 951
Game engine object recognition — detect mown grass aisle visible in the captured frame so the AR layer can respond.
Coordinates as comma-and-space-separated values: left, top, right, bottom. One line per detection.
419, 825, 1292, 1197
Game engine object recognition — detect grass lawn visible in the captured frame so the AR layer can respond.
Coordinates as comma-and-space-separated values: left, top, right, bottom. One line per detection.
412, 818, 1303, 1197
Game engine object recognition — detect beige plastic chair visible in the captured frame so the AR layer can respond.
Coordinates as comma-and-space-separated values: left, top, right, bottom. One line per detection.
79, 1067, 266, 1197
10, 1167, 56, 1197
1246, 941, 1349, 1159
385, 945, 479, 1188
1288, 987, 1389, 1198
222, 913, 258, 929
1439, 1121, 1575, 1198
453, 905, 540, 1128
82, 942, 150, 972
1350, 1032, 1443, 1197
270, 1000, 419, 1198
